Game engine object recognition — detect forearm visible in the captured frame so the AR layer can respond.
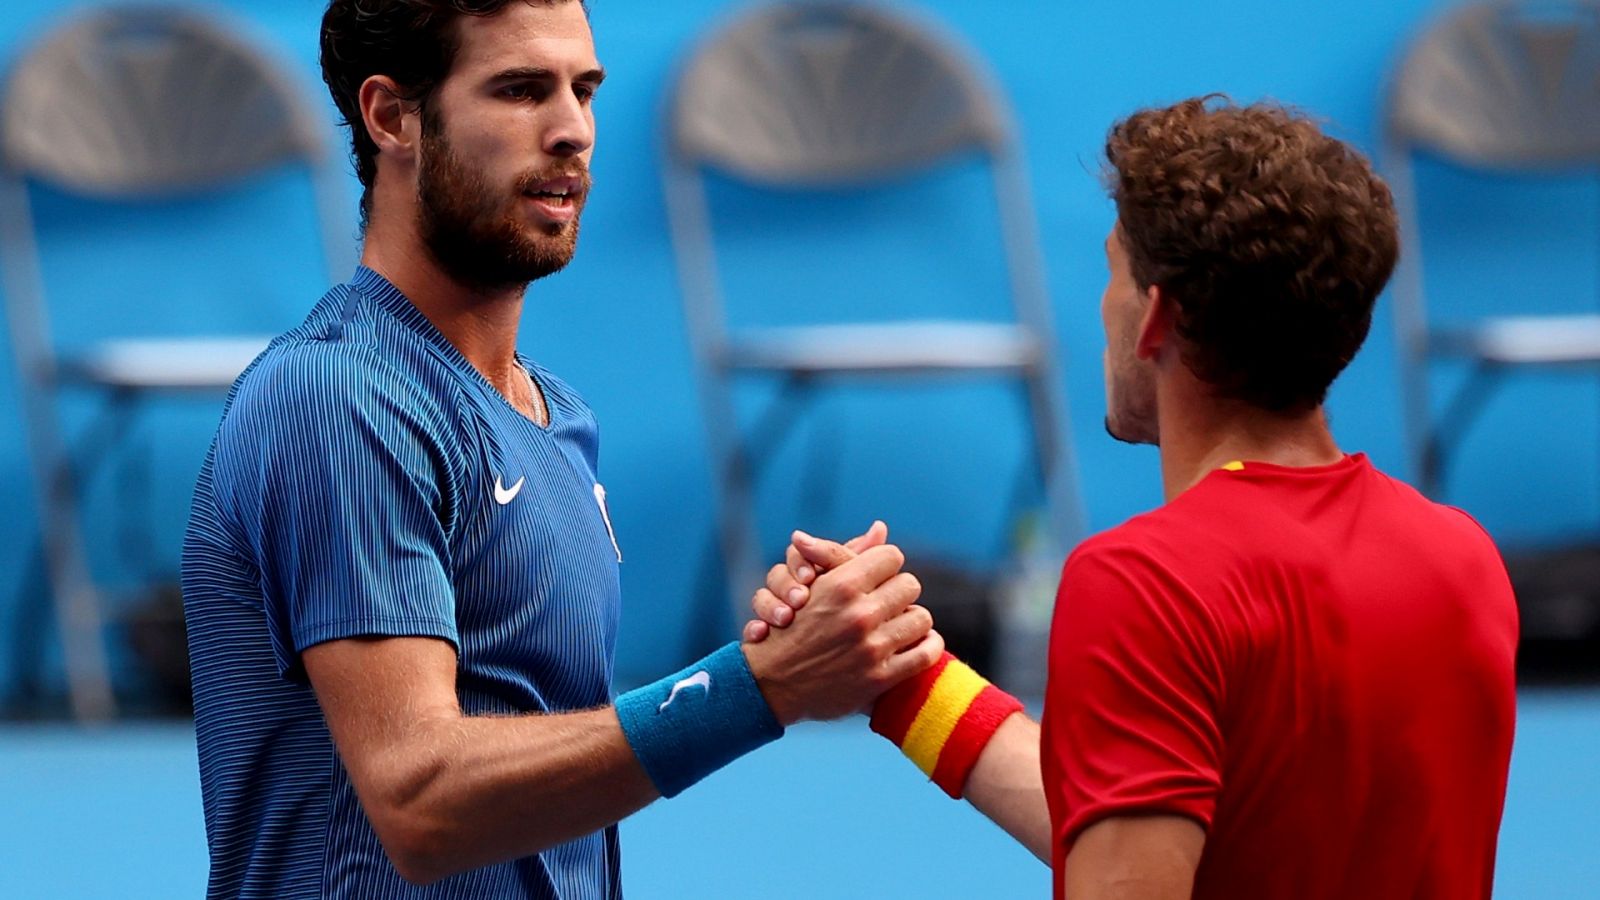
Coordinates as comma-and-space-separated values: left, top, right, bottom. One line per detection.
963, 713, 1051, 863
865, 651, 1050, 864
371, 706, 657, 883
312, 638, 781, 885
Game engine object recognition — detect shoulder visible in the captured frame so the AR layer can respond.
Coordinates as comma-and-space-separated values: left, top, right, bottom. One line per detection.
1062, 494, 1232, 588
1056, 528, 1221, 635
1052, 507, 1243, 666
231, 336, 455, 437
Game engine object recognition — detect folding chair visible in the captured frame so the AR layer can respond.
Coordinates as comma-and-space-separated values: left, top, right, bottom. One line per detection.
662, 2, 1085, 623
1384, 0, 1600, 497
0, 6, 353, 719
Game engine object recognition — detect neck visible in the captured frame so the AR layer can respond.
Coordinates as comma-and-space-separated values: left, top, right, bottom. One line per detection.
360, 210, 527, 382
1154, 371, 1343, 502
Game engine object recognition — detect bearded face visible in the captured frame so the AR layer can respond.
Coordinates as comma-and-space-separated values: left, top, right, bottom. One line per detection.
416, 104, 591, 293
1101, 227, 1159, 446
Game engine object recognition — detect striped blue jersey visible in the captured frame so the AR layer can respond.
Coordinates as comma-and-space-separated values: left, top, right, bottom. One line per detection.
182, 266, 624, 899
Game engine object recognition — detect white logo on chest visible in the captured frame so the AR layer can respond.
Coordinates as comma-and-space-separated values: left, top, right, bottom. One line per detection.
658, 670, 711, 713
494, 475, 525, 505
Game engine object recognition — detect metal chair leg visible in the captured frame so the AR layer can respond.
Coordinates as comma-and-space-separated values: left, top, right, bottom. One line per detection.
1421, 362, 1501, 499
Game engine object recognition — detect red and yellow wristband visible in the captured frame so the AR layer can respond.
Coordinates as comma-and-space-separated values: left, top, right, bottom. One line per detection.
870, 652, 1024, 799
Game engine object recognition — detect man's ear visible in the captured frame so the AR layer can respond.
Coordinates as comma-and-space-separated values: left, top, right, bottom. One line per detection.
358, 75, 421, 164
1134, 284, 1175, 362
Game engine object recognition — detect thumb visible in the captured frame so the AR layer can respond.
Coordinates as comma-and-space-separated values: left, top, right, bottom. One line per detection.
791, 530, 856, 570
843, 520, 889, 554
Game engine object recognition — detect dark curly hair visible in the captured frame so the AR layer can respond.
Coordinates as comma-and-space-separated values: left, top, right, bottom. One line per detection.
319, 0, 588, 229
1104, 96, 1398, 413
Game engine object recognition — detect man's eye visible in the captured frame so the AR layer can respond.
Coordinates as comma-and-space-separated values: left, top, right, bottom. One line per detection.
501, 84, 537, 100
574, 85, 597, 103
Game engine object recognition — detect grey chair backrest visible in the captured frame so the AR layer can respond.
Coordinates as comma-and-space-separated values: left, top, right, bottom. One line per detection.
1382, 0, 1600, 488
668, 2, 1013, 184
0, 7, 352, 720
2, 5, 329, 195
1386, 0, 1600, 168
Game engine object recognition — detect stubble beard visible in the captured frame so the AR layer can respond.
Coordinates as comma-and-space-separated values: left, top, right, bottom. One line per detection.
415, 110, 588, 294
1104, 364, 1159, 447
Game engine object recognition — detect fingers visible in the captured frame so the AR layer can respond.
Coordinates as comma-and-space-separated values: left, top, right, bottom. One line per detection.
865, 570, 922, 623
843, 520, 889, 554
766, 563, 809, 614
824, 543, 906, 595
878, 629, 947, 687
743, 619, 769, 643
750, 587, 793, 629
792, 530, 857, 571
877, 604, 933, 653
784, 521, 882, 607
786, 543, 817, 587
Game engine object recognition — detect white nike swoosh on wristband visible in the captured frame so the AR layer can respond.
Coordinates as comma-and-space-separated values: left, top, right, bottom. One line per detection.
658, 670, 712, 713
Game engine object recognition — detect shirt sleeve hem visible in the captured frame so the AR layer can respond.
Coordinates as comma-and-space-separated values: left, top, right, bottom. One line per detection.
286, 616, 461, 680
1059, 797, 1214, 853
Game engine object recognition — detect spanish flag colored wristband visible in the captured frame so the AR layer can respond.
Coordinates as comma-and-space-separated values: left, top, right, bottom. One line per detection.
870, 652, 1024, 799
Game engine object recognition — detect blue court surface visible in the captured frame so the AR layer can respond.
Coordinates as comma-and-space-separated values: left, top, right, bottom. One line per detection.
1, 689, 1595, 898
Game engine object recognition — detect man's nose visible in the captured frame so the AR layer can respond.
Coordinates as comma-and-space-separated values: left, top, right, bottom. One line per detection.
542, 90, 593, 158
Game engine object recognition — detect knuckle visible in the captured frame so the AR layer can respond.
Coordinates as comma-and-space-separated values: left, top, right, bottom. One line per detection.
849, 607, 876, 637
863, 632, 890, 660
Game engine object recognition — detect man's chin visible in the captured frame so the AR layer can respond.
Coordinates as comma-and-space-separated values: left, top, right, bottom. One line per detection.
1103, 415, 1157, 447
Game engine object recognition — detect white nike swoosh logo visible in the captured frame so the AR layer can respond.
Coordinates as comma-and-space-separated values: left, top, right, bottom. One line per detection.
494, 475, 525, 505
657, 670, 711, 713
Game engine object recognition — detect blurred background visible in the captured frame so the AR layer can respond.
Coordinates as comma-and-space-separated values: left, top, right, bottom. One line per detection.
0, 0, 1596, 896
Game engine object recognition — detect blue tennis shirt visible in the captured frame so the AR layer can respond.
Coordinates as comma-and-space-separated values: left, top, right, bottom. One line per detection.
182, 267, 624, 899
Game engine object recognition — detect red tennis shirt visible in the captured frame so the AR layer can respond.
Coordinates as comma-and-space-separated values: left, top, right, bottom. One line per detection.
1041, 454, 1517, 899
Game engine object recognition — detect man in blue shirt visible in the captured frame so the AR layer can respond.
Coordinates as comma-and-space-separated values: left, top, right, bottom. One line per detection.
181, 1, 943, 897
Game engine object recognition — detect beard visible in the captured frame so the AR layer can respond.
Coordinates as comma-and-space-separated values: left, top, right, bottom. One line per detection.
416, 109, 590, 293
1103, 354, 1159, 446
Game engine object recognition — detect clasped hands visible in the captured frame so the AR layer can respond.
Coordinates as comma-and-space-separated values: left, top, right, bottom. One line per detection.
738, 521, 943, 725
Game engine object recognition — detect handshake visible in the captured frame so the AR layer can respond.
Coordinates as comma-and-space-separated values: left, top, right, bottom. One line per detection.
739, 521, 945, 726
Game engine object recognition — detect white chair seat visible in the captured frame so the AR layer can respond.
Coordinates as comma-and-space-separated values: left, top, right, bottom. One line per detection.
719, 321, 1041, 376
59, 336, 273, 390
1432, 315, 1600, 365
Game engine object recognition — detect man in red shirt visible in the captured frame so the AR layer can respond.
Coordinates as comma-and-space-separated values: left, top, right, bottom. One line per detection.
748, 96, 1518, 898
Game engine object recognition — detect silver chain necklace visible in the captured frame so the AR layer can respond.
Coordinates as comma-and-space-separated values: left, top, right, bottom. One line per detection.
519, 363, 548, 425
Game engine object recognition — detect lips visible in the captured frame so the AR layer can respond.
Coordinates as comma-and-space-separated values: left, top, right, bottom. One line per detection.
522, 174, 586, 223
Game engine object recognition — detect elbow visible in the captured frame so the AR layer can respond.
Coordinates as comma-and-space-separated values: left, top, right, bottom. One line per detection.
363, 756, 461, 885
374, 810, 456, 886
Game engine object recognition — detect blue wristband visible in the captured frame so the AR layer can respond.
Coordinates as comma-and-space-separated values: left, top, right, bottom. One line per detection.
615, 642, 784, 798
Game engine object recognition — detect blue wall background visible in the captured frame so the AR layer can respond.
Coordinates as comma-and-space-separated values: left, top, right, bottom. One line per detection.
1, 0, 1595, 690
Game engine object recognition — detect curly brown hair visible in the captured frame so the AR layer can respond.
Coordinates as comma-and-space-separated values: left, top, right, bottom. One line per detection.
319, 0, 588, 229
1104, 96, 1398, 413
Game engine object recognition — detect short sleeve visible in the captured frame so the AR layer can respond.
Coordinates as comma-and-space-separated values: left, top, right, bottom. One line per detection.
1040, 540, 1228, 856
215, 345, 461, 681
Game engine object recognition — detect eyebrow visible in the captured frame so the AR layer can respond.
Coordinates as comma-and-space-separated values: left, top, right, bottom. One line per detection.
490, 66, 607, 86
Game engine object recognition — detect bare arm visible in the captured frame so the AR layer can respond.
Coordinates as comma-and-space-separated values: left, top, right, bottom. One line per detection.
304, 636, 656, 885
1061, 816, 1204, 900
306, 543, 939, 886
963, 712, 1051, 862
